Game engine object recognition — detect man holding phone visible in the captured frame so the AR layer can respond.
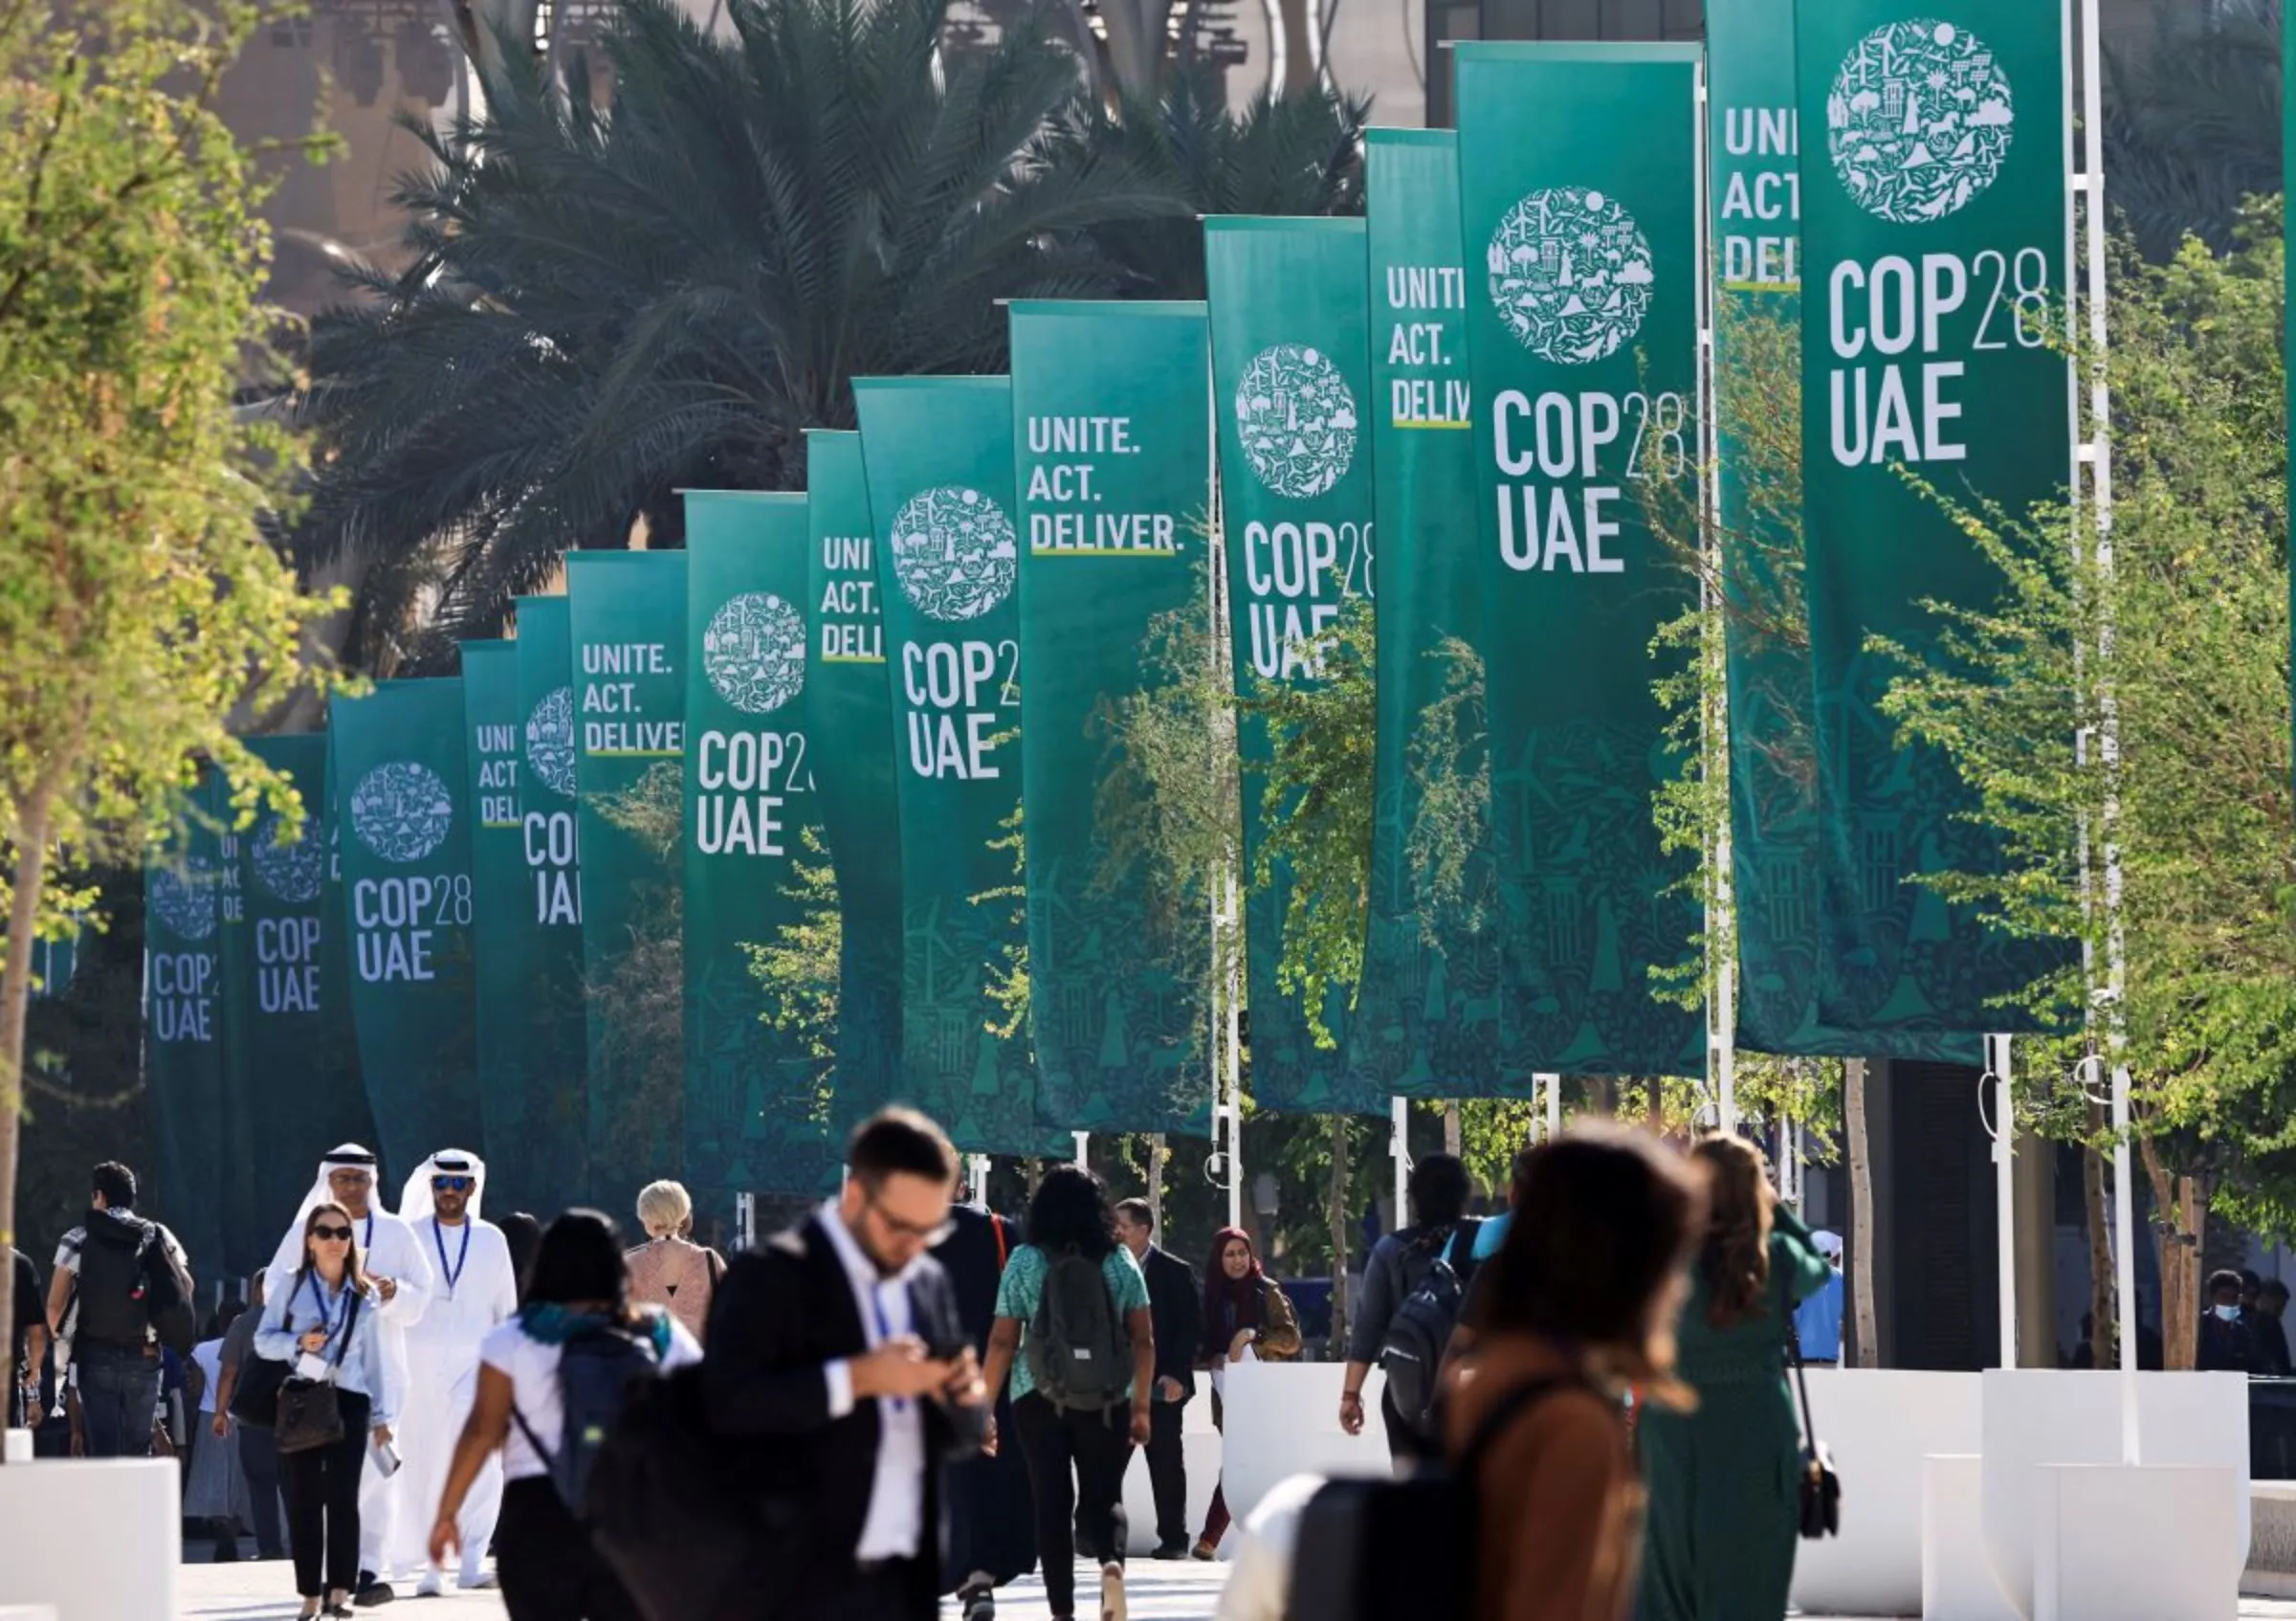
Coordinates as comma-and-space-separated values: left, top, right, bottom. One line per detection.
704, 1110, 987, 1621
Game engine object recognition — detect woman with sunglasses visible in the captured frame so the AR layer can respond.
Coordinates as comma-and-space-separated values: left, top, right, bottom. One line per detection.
254, 1202, 394, 1620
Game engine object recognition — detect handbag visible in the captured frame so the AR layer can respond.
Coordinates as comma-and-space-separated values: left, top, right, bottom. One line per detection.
1786, 1321, 1842, 1539
275, 1289, 362, 1456
229, 1350, 289, 1428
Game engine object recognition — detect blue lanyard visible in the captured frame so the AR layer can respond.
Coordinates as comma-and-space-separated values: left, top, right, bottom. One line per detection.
872, 1287, 908, 1414
301, 1274, 350, 1344
431, 1217, 471, 1297
363, 1212, 374, 1251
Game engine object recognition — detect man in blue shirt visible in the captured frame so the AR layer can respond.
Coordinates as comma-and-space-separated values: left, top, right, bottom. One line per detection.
1796, 1229, 1845, 1364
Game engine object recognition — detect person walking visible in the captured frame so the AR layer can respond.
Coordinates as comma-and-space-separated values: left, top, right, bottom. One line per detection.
702, 1108, 987, 1621
187, 1301, 255, 1561
1793, 1232, 1845, 1366
1113, 1197, 1200, 1559
266, 1144, 435, 1605
625, 1181, 725, 1344
428, 1209, 700, 1621
11, 1245, 47, 1435
2255, 1280, 2292, 1377
256, 1203, 396, 1621
391, 1150, 520, 1595
499, 1213, 543, 1305
1636, 1136, 1831, 1621
2198, 1269, 2261, 1372
45, 1160, 194, 1458
980, 1168, 1153, 1621
1193, 1228, 1301, 1561
933, 1199, 1037, 1621
1445, 1126, 1706, 1621
1339, 1153, 1480, 1465
212, 1270, 289, 1561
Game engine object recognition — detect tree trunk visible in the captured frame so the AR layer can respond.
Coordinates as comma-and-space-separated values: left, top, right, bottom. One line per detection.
1443, 1102, 1461, 1159
2137, 1135, 2199, 1371
1327, 1117, 1351, 1360
1844, 1058, 1880, 1367
0, 779, 58, 1453
2084, 1115, 2115, 1369
1147, 1132, 1166, 1243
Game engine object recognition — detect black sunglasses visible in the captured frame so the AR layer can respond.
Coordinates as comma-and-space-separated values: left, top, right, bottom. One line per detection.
431, 1175, 475, 1192
311, 1224, 354, 1242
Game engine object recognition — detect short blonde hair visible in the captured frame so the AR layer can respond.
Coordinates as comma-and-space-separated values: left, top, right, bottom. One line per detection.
635, 1180, 693, 1240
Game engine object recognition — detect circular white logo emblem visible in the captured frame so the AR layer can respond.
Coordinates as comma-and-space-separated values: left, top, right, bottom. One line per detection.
1487, 187, 1656, 366
253, 815, 325, 904
1828, 19, 2014, 224
1234, 344, 1358, 500
349, 762, 453, 863
890, 487, 1018, 622
524, 687, 577, 799
148, 858, 217, 942
702, 592, 806, 715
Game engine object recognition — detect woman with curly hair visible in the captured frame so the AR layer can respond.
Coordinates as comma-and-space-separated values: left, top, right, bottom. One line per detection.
1635, 1136, 1831, 1621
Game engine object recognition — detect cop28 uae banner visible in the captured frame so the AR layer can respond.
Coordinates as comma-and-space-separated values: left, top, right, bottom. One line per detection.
1203, 216, 1380, 1115
566, 551, 688, 1204
852, 376, 1064, 1157
1797, 3, 2070, 1047
329, 677, 486, 1178
460, 641, 546, 1214
1010, 300, 1215, 1135
238, 733, 373, 1239
512, 594, 591, 1200
684, 491, 839, 1197
805, 430, 902, 1137
144, 777, 230, 1267
1355, 128, 1504, 1100
1454, 43, 1704, 1080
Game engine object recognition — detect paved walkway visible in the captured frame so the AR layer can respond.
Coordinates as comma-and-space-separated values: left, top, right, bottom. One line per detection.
168, 1556, 2296, 1621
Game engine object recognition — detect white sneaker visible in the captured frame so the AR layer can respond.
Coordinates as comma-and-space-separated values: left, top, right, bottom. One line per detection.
459, 1568, 496, 1591
413, 1571, 443, 1600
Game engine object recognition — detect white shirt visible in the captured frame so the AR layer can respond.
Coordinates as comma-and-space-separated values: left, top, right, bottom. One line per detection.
478, 1314, 703, 1482
816, 1202, 929, 1563
191, 1339, 225, 1415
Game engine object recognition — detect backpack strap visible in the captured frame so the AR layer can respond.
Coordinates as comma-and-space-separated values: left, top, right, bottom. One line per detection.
1456, 1374, 1578, 1489
990, 1214, 1009, 1271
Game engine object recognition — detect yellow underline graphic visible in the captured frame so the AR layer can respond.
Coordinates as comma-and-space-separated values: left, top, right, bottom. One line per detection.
588, 749, 683, 759
1030, 547, 1181, 559
1391, 420, 1473, 431
1721, 281, 1800, 295
821, 655, 886, 665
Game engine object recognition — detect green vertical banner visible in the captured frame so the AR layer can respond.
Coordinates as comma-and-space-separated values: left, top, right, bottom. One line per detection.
567, 551, 689, 1209
1454, 44, 1705, 1080
330, 678, 486, 1180
511, 595, 592, 1204
144, 779, 228, 1267
238, 734, 372, 1249
683, 491, 839, 1197
210, 780, 264, 1269
1797, 3, 2069, 1045
806, 430, 902, 1135
853, 376, 1063, 1157
1203, 217, 1380, 1114
1010, 301, 1216, 1134
460, 641, 545, 1214
1358, 129, 1504, 1099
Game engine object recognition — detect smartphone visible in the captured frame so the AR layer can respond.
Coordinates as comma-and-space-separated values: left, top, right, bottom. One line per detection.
373, 1439, 402, 1477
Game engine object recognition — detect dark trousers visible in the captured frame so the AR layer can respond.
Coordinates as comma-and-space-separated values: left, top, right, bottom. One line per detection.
1145, 1400, 1187, 1548
1011, 1393, 1133, 1619
239, 1422, 288, 1557
279, 1389, 368, 1598
75, 1341, 160, 1458
497, 1477, 642, 1621
1380, 1387, 1432, 1466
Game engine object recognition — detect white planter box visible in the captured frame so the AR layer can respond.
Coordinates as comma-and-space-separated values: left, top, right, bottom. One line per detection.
1980, 1368, 2251, 1620
0, 1457, 179, 1621
2034, 1463, 2242, 1621
1788, 1370, 1984, 1618
1924, 1454, 2020, 1621
1218, 1361, 1392, 1528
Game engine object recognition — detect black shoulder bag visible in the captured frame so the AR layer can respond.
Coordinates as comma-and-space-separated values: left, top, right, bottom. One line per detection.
1786, 1320, 1842, 1539
276, 1289, 362, 1455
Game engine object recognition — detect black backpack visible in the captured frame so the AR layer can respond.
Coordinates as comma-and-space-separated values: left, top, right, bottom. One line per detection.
1287, 1375, 1583, 1621
1024, 1247, 1129, 1412
512, 1320, 667, 1515
75, 1213, 195, 1354
1378, 1220, 1482, 1439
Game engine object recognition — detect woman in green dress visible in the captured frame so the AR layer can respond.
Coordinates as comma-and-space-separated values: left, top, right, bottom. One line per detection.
1637, 1135, 1831, 1621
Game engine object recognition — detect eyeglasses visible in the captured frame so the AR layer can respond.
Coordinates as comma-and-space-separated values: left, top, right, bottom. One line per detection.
431, 1176, 475, 1192
865, 1188, 955, 1246
311, 1225, 354, 1242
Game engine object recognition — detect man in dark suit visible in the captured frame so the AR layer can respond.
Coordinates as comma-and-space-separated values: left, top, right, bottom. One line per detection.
1115, 1197, 1201, 1559
704, 1109, 988, 1621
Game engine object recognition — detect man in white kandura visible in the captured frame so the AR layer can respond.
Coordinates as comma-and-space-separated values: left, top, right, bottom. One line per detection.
389, 1150, 519, 1596
269, 1144, 435, 1608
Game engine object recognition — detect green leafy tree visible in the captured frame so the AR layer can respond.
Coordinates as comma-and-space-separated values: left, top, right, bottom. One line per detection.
0, 0, 343, 1407
740, 826, 842, 1122
1877, 209, 2293, 1367
590, 761, 687, 1154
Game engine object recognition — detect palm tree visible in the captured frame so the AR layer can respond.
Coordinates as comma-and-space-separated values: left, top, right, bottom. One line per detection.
2105, 0, 2280, 261
300, 0, 1196, 670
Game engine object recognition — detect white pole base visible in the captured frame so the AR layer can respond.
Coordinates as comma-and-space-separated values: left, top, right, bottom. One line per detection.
2034, 1464, 2242, 1621
0, 1456, 179, 1620
1924, 1454, 2020, 1620
1, 1428, 29, 1464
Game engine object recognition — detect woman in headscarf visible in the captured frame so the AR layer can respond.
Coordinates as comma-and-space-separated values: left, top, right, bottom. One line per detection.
1193, 1228, 1300, 1560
